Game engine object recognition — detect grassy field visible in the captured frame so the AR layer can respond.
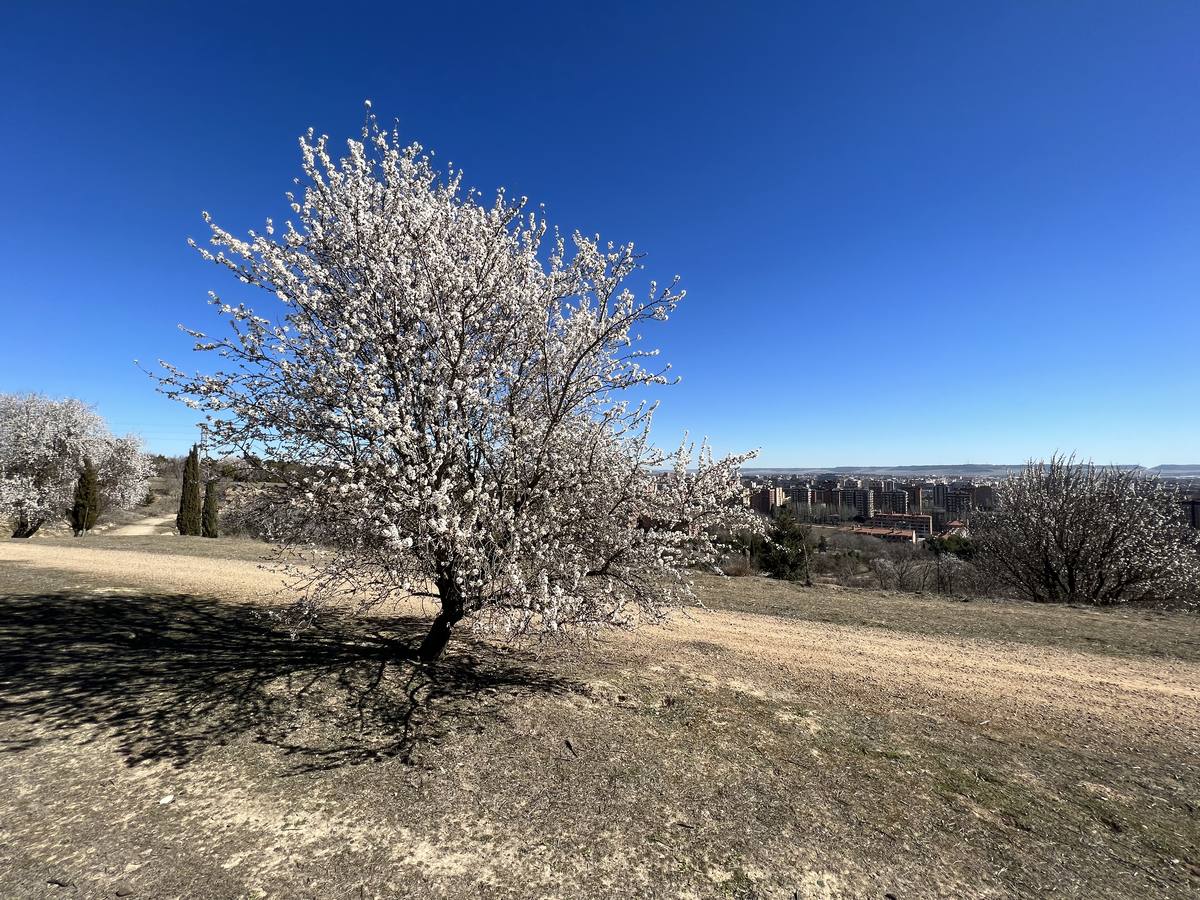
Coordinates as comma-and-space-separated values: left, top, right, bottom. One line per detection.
1, 535, 1197, 898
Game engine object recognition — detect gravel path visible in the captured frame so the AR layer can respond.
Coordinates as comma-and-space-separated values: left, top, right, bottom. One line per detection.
0, 541, 289, 602
106, 514, 179, 536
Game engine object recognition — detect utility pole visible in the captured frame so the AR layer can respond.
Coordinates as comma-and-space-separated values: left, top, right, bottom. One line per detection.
199, 422, 209, 478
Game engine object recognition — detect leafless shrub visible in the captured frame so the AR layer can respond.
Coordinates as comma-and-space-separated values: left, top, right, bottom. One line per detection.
891, 547, 928, 592
973, 454, 1200, 606
870, 557, 897, 590
718, 554, 757, 577
869, 546, 931, 593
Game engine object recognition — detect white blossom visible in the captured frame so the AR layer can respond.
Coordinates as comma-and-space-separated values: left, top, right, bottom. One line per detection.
0, 394, 153, 537
159, 114, 762, 660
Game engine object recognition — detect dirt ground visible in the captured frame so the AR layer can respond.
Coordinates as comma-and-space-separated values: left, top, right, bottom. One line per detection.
1, 539, 1198, 899
105, 515, 177, 537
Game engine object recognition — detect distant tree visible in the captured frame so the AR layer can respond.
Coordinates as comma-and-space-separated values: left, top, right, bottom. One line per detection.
926, 534, 976, 561
841, 504, 865, 523
210, 457, 255, 482
891, 545, 928, 592
157, 110, 761, 660
177, 445, 202, 536
0, 393, 152, 537
69, 459, 100, 537
973, 454, 1200, 606
726, 529, 767, 575
202, 479, 220, 538
869, 556, 897, 590
760, 513, 814, 584
926, 534, 976, 595
869, 545, 928, 592
151, 453, 186, 482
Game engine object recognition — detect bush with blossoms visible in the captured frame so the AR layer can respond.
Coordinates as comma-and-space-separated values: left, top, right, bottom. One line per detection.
0, 393, 153, 537
972, 454, 1200, 607
159, 109, 762, 660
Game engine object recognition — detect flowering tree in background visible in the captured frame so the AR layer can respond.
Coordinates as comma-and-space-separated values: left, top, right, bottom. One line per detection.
972, 454, 1200, 606
0, 394, 153, 537
159, 110, 760, 660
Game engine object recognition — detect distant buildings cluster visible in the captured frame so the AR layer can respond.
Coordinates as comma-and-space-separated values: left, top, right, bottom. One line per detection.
742, 474, 997, 543
744, 475, 998, 540
740, 471, 1200, 543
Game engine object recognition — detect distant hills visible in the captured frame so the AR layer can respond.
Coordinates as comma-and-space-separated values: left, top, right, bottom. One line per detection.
1142, 468, 1200, 482
743, 464, 1200, 478
744, 465, 1017, 478
1147, 465, 1200, 477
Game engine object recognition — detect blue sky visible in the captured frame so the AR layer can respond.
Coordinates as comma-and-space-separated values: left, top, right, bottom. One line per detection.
1, 1, 1197, 466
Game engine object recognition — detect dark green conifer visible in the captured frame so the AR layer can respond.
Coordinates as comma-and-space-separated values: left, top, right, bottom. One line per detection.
202, 479, 220, 538
70, 458, 100, 537
760, 512, 815, 584
177, 444, 202, 535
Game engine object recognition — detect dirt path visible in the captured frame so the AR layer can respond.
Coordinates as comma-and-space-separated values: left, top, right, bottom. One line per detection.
3, 540, 1197, 744
0, 541, 290, 602
3, 540, 1199, 899
625, 604, 1200, 746
106, 513, 177, 536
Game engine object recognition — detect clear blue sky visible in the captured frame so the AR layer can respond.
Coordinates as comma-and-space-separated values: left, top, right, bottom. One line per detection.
1, 1, 1197, 466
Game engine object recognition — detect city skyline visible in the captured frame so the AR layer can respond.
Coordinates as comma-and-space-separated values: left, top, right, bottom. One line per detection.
737, 463, 1200, 476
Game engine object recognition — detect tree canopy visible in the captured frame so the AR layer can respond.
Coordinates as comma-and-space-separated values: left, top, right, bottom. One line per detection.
0, 393, 152, 537
972, 455, 1200, 606
160, 111, 760, 659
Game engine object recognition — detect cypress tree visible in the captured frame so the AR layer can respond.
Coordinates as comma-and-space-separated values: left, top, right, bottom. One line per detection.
177, 445, 202, 535
70, 458, 100, 537
202, 479, 220, 538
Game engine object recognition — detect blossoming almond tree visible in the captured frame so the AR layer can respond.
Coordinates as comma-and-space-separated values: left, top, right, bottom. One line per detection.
159, 110, 761, 661
0, 393, 153, 537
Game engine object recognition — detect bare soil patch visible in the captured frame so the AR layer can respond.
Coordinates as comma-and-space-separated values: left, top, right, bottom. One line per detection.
105, 515, 177, 537
1, 541, 1197, 898
23, 532, 283, 565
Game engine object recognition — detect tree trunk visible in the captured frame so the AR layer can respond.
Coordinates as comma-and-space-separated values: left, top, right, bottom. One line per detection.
12, 516, 41, 539
418, 611, 457, 662
418, 572, 464, 663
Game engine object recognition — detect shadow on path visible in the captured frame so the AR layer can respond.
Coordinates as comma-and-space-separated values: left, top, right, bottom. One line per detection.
0, 590, 575, 772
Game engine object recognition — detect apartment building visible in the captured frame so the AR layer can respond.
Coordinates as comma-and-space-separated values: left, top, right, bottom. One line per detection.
867, 511, 934, 538
876, 490, 909, 514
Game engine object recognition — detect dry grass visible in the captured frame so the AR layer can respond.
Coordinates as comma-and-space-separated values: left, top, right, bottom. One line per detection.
26, 532, 281, 563
698, 574, 1200, 662
1, 539, 1197, 899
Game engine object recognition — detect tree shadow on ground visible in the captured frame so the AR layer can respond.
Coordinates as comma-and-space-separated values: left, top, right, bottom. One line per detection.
0, 591, 576, 772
